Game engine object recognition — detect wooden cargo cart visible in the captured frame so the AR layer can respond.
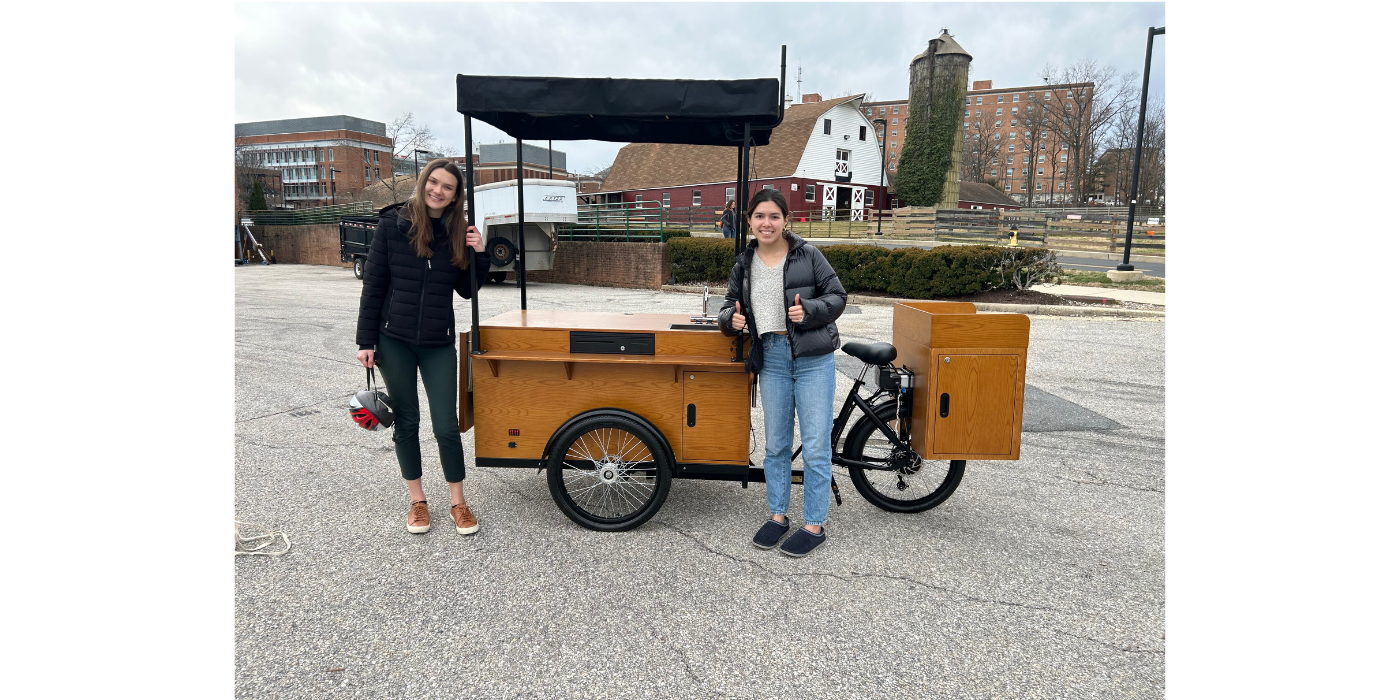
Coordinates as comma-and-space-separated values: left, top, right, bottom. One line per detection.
452, 56, 1029, 531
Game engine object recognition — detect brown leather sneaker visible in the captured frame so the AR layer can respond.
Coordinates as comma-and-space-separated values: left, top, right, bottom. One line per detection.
407, 500, 430, 534
451, 503, 480, 535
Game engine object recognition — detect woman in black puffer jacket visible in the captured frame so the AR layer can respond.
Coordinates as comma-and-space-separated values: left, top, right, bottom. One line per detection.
355, 159, 492, 537
718, 189, 847, 558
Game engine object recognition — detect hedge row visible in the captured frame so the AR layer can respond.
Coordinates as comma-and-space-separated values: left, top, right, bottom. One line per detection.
667, 239, 1056, 299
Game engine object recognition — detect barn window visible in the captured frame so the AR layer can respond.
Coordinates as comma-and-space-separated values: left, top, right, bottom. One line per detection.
725, 187, 735, 201
662, 193, 670, 208
823, 119, 832, 135
635, 194, 642, 202
806, 184, 816, 201
859, 126, 866, 140
692, 190, 702, 206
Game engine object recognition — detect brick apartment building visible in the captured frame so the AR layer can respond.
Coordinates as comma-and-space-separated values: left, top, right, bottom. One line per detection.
862, 79, 1095, 205
234, 115, 393, 208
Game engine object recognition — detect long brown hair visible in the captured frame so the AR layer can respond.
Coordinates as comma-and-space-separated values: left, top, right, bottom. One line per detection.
405, 159, 469, 269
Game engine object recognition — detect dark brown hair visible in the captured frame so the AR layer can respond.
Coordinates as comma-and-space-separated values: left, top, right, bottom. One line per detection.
405, 159, 469, 269
745, 189, 791, 238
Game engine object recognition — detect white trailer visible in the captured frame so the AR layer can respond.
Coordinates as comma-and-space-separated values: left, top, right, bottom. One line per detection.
473, 178, 578, 283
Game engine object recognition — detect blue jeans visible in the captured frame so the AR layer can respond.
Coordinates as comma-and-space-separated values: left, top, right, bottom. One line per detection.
758, 333, 837, 527
722, 226, 735, 238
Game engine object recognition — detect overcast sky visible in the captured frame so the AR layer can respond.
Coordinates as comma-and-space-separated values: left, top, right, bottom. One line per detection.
235, 2, 1166, 174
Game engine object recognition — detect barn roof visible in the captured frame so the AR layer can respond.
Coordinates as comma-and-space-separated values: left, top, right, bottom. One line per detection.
958, 181, 1021, 207
599, 95, 864, 193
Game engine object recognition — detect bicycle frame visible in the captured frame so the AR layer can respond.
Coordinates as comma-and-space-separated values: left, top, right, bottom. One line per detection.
789, 362, 910, 472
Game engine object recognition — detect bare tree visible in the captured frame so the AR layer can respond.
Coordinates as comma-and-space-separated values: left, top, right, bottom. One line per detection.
1038, 61, 1138, 204
1019, 92, 1052, 205
233, 143, 282, 214
960, 104, 1000, 187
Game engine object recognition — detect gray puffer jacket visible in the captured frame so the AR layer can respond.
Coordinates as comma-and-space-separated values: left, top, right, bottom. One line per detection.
718, 233, 848, 375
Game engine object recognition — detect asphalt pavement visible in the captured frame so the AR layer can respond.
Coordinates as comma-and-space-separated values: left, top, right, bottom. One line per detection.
235, 265, 1164, 699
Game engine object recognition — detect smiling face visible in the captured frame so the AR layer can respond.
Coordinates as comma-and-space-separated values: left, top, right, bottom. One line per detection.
748, 201, 788, 246
422, 167, 458, 215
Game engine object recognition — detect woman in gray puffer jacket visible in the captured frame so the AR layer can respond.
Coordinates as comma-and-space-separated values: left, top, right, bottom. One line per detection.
718, 189, 847, 557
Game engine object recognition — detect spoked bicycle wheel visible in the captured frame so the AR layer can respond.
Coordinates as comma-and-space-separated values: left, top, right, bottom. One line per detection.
545, 414, 672, 531
843, 401, 965, 513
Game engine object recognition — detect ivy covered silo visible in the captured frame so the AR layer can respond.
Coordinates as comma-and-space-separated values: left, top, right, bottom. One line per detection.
895, 31, 972, 208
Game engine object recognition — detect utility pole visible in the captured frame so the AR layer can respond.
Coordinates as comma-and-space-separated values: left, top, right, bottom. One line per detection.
1117, 26, 1165, 274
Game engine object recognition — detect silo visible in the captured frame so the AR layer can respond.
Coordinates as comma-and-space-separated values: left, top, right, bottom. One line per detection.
908, 30, 972, 208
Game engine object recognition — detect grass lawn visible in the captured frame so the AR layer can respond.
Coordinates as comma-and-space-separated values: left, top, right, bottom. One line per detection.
1055, 269, 1166, 292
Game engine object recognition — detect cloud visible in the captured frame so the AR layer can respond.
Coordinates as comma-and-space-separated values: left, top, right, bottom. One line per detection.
236, 2, 1165, 173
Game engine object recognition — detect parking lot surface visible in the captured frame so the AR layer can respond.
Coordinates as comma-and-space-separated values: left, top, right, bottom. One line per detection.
236, 265, 1164, 699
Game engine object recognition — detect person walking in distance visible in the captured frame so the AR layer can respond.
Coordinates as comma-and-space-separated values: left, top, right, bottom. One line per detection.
356, 159, 493, 536
721, 199, 737, 239
718, 189, 848, 557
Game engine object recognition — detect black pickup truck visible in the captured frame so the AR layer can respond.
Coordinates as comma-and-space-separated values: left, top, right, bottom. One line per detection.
339, 215, 380, 279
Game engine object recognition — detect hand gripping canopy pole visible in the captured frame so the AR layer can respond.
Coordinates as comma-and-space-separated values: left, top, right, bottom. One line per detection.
456, 48, 787, 360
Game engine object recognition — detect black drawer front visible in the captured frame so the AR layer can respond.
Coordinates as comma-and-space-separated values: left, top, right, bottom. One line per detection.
569, 331, 655, 355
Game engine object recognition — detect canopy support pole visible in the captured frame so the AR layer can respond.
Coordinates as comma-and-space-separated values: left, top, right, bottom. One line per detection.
516, 138, 527, 310
739, 122, 751, 251
463, 114, 482, 355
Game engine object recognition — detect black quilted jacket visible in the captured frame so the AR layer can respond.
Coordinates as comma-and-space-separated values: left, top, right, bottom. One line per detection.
356, 204, 492, 349
717, 232, 848, 374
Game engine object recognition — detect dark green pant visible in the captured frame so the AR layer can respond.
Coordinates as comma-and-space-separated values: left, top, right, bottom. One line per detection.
374, 333, 465, 482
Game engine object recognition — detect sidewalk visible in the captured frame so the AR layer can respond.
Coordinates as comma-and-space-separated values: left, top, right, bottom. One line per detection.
1033, 283, 1165, 307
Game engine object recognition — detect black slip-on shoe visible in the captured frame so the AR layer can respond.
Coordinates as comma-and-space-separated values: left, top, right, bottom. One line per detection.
779, 527, 827, 557
752, 519, 791, 550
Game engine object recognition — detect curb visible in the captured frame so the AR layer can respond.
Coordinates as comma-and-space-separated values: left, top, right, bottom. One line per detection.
660, 285, 1165, 319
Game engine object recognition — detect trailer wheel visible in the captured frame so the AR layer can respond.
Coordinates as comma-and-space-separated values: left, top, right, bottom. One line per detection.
546, 413, 672, 531
487, 237, 516, 268
844, 401, 965, 513
353, 257, 365, 280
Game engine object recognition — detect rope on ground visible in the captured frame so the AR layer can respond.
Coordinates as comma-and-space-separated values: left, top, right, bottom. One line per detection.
235, 519, 291, 556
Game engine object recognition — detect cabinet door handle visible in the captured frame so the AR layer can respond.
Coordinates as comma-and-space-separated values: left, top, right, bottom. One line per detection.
687, 403, 696, 427
939, 393, 950, 418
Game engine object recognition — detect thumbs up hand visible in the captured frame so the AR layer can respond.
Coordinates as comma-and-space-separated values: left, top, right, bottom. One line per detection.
731, 301, 747, 332
788, 293, 805, 324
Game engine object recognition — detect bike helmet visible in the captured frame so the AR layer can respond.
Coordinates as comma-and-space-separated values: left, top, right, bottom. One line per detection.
350, 367, 395, 431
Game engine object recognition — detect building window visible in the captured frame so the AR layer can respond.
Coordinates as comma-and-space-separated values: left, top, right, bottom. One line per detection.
692, 190, 702, 205
374, 168, 380, 179
1059, 166, 1066, 174
1020, 183, 1026, 190
662, 192, 670, 207
374, 152, 380, 164
1010, 119, 1017, 127
726, 187, 735, 201
1061, 154, 1068, 162
994, 133, 1000, 140
1038, 155, 1045, 163
975, 109, 981, 117
1012, 107, 1018, 115
965, 110, 970, 117
1036, 182, 1043, 190
880, 107, 886, 115
995, 120, 1001, 128
636, 194, 643, 202
806, 184, 816, 202
836, 148, 850, 162
363, 151, 369, 163
976, 97, 982, 105
1037, 168, 1044, 175
1021, 168, 1028, 175
965, 97, 970, 105
1039, 143, 1046, 150
329, 149, 334, 161
997, 95, 1004, 103
1006, 145, 1013, 153
996, 108, 1003, 116
892, 106, 898, 114
1041, 130, 1048, 138
1013, 94, 1020, 102
964, 122, 969, 129
859, 126, 866, 141
823, 119, 832, 135
866, 108, 872, 115
364, 167, 370, 180
892, 117, 898, 125
321, 166, 326, 178
1022, 155, 1030, 164
891, 130, 896, 136
331, 169, 335, 180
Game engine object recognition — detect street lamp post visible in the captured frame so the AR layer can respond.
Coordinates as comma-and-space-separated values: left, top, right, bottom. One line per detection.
872, 118, 889, 236
329, 168, 341, 205
413, 149, 433, 178
1118, 25, 1165, 273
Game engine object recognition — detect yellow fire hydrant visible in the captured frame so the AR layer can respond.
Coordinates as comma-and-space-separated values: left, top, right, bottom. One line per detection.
1008, 224, 1019, 247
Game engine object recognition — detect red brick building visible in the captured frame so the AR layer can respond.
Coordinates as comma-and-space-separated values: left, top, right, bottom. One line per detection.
598, 94, 889, 219
234, 115, 393, 207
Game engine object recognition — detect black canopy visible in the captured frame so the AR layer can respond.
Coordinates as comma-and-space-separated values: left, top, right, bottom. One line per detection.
455, 75, 781, 146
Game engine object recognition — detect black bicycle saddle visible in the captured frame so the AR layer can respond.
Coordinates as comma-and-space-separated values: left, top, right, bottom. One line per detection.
841, 342, 897, 366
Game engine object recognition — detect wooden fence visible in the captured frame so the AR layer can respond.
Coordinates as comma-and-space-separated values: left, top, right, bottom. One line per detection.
866, 208, 1166, 254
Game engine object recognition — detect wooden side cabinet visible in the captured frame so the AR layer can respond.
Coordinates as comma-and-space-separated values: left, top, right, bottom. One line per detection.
682, 371, 750, 463
933, 354, 1020, 456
